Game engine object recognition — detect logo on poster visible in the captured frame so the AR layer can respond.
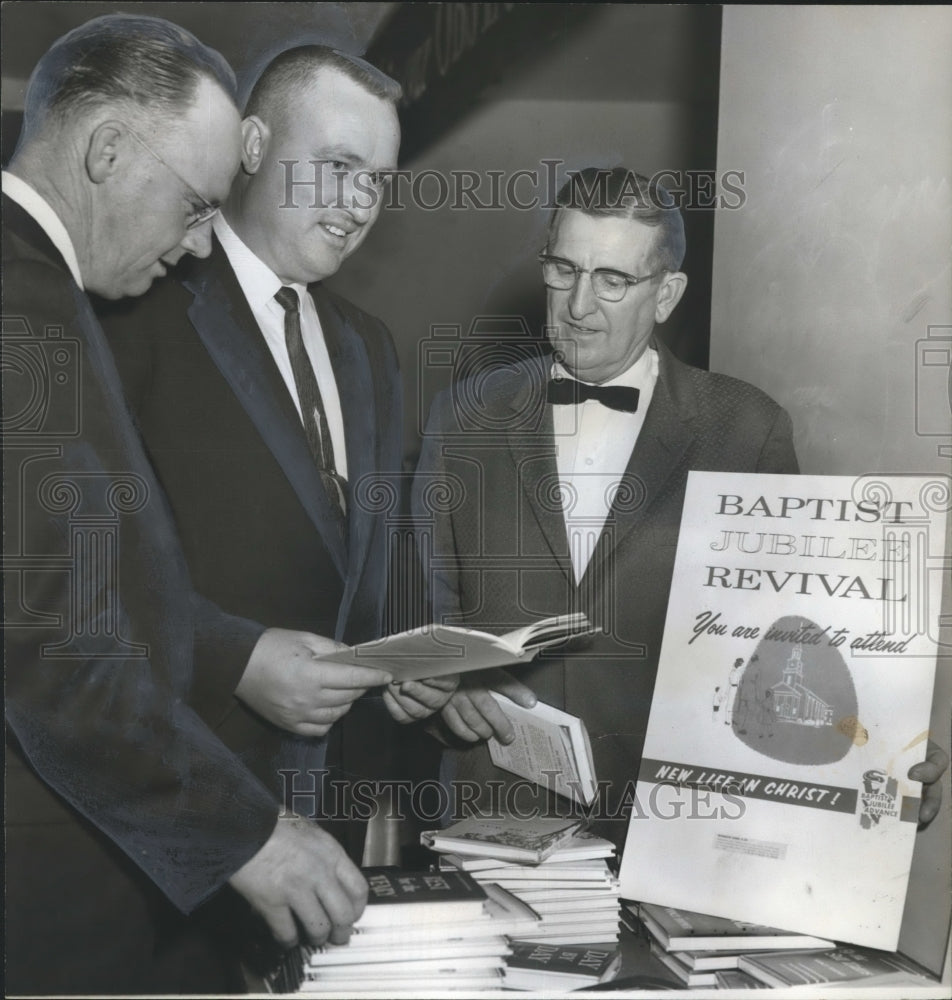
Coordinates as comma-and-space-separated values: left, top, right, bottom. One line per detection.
859, 769, 898, 829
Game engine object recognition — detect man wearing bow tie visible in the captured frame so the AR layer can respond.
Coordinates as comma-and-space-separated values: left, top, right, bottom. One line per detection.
413, 167, 799, 844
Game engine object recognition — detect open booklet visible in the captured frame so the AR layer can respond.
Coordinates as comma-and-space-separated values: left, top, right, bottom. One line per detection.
323, 612, 594, 682
487, 694, 598, 806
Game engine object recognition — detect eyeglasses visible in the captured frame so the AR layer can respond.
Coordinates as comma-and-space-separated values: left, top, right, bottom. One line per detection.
124, 124, 219, 230
538, 252, 664, 302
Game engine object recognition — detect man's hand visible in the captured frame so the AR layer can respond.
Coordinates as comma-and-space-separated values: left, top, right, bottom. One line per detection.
228, 815, 367, 948
909, 739, 949, 829
384, 675, 460, 723
440, 668, 538, 744
236, 628, 391, 737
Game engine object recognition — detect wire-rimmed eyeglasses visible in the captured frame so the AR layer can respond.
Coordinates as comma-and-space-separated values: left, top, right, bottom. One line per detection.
538, 252, 664, 302
124, 124, 219, 230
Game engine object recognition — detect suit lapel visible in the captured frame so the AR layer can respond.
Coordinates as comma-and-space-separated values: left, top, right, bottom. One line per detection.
504, 366, 576, 588
183, 246, 348, 579
311, 285, 378, 629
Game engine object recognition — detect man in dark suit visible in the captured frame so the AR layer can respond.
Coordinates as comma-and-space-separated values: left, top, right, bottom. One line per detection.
3, 17, 379, 994
103, 46, 455, 836
415, 167, 946, 845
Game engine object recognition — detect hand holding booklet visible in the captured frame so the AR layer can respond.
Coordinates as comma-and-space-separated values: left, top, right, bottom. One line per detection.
322, 612, 594, 682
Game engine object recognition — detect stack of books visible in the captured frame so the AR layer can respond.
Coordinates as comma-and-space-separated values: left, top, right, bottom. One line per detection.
424, 816, 621, 946
625, 901, 838, 989
265, 868, 540, 994
737, 945, 938, 990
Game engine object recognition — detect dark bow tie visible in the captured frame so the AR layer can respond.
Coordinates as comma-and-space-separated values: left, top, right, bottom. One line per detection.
546, 377, 640, 412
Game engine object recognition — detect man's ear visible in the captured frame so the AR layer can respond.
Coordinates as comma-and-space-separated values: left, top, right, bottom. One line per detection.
240, 116, 269, 174
85, 121, 125, 184
655, 271, 688, 324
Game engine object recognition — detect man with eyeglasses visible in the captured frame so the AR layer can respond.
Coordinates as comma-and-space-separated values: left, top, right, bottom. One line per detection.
103, 44, 456, 866
414, 167, 798, 842
416, 165, 948, 842
3, 16, 391, 994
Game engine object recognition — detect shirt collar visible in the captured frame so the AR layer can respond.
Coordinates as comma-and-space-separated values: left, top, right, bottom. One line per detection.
551, 345, 658, 390
214, 213, 307, 308
2, 171, 84, 289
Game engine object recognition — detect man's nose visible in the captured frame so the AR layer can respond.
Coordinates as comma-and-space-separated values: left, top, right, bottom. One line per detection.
568, 272, 599, 319
341, 177, 375, 225
179, 221, 214, 259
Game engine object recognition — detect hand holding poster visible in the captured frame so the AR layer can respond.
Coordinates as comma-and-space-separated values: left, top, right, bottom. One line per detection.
619, 471, 949, 951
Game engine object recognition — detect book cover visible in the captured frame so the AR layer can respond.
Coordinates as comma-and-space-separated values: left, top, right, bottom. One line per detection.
487, 694, 598, 805
737, 945, 935, 988
439, 832, 615, 868
638, 902, 834, 952
503, 941, 621, 990
620, 472, 947, 950
353, 868, 486, 927
421, 815, 585, 863
323, 611, 593, 681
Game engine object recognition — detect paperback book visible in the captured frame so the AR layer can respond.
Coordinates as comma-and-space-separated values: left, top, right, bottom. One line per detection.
637, 901, 835, 953
353, 868, 487, 927
737, 944, 936, 988
324, 611, 593, 681
421, 815, 585, 863
503, 941, 621, 992
487, 694, 598, 805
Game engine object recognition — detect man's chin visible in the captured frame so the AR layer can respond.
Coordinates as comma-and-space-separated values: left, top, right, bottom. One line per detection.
118, 269, 164, 299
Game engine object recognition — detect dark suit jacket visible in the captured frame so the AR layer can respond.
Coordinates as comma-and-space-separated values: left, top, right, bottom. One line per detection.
414, 344, 799, 844
2, 194, 279, 985
102, 239, 404, 798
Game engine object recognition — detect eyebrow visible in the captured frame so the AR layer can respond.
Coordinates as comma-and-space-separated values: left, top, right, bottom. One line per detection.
313, 144, 365, 165
548, 253, 634, 275
312, 145, 397, 174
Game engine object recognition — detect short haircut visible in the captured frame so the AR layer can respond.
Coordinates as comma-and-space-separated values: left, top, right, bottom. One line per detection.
243, 45, 402, 130
21, 13, 237, 140
548, 167, 686, 272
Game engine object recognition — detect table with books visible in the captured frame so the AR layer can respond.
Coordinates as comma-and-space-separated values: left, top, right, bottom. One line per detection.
258, 808, 943, 994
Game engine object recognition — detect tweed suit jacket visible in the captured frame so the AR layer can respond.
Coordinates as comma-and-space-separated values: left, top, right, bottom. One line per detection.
414, 342, 799, 843
2, 194, 278, 914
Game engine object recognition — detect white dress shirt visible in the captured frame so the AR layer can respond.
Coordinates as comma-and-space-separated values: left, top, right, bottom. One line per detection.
551, 347, 659, 581
214, 215, 347, 478
2, 171, 84, 288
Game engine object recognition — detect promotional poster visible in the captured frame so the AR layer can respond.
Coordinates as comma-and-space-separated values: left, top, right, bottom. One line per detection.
621, 470, 948, 950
